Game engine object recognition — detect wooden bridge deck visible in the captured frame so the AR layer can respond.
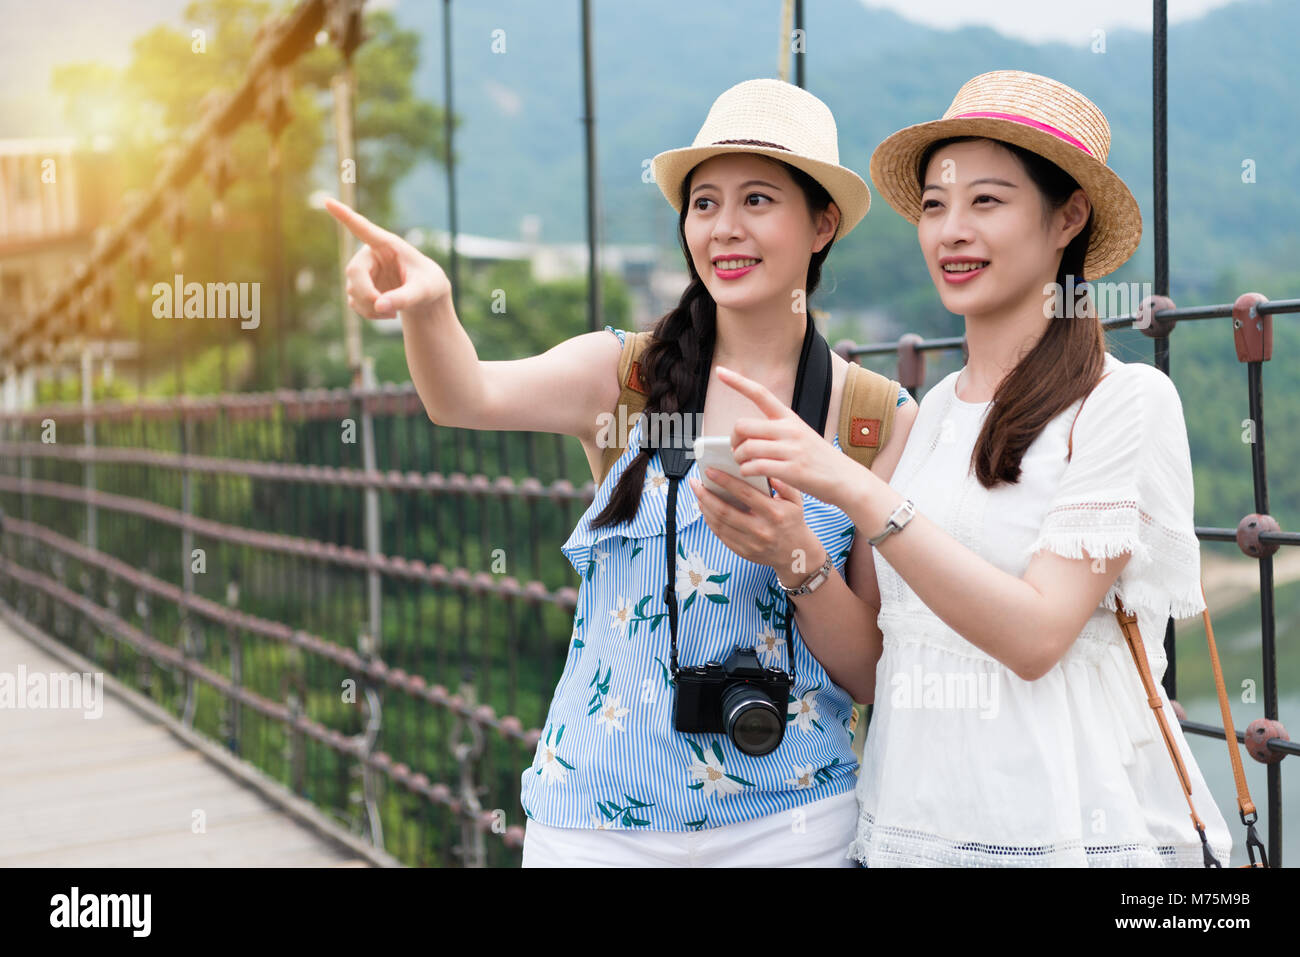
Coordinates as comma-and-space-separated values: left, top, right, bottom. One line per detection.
0, 610, 394, 867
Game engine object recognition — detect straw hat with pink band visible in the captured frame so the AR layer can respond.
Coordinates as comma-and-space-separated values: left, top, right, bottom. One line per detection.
869, 69, 1142, 279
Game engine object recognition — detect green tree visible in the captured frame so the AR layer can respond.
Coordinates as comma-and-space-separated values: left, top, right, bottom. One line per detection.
49, 0, 449, 394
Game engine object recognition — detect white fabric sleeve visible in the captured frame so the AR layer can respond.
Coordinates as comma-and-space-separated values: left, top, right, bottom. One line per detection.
1025, 361, 1206, 620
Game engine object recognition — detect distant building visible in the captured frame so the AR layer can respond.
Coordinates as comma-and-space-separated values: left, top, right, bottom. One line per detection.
0, 138, 124, 408
388, 224, 690, 332
0, 138, 122, 319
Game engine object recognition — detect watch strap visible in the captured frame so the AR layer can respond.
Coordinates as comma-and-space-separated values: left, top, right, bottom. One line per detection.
780, 554, 833, 597
868, 499, 915, 546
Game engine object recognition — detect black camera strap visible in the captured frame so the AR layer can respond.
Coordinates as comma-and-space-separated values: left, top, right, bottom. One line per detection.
658, 315, 832, 684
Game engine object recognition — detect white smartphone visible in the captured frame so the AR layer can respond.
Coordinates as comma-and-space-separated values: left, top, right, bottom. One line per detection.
692, 435, 771, 510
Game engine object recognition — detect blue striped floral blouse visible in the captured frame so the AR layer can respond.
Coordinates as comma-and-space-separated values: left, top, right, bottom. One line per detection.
519, 326, 912, 831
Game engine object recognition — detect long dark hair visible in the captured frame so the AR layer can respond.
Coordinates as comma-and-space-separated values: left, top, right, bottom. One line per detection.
917, 135, 1104, 489
588, 156, 835, 530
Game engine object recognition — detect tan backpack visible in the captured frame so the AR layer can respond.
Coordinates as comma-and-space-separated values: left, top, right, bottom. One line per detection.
597, 331, 903, 486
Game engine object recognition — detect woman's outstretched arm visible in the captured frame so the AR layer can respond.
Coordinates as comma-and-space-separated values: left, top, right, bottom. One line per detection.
326, 197, 621, 444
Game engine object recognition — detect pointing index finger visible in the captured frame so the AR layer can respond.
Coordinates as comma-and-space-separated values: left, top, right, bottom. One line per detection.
715, 365, 787, 419
324, 197, 391, 246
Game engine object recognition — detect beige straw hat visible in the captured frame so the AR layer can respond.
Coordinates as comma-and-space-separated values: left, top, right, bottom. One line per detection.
869, 70, 1141, 278
651, 78, 871, 239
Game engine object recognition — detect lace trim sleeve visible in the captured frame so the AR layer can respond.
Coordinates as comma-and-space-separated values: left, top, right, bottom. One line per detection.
1025, 363, 1206, 620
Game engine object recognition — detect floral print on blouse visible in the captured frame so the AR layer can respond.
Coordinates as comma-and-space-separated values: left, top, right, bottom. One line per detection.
519, 326, 911, 831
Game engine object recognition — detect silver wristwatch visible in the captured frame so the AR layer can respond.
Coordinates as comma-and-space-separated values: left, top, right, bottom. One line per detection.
867, 499, 916, 546
779, 555, 834, 598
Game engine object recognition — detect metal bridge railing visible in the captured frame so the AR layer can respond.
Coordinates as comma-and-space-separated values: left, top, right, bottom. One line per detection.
0, 386, 599, 867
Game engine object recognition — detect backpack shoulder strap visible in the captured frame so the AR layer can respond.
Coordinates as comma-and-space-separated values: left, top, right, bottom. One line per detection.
838, 362, 901, 471
597, 331, 652, 486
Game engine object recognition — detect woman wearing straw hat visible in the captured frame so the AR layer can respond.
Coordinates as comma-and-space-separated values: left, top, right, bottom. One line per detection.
714, 70, 1233, 866
326, 78, 918, 866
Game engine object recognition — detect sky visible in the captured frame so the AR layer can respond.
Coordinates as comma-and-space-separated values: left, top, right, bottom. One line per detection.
858, 0, 1237, 44
0, 0, 1250, 138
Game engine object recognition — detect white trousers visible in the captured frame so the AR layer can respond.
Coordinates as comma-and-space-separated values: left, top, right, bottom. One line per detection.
521, 788, 859, 867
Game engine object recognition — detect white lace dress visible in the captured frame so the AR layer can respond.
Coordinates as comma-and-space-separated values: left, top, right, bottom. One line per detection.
846, 352, 1233, 867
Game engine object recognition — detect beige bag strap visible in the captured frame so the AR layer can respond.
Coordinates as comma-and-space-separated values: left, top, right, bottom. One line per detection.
837, 363, 901, 471
600, 342, 900, 483
597, 332, 652, 486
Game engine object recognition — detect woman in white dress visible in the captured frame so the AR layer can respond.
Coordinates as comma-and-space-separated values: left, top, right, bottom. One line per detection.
710, 70, 1233, 866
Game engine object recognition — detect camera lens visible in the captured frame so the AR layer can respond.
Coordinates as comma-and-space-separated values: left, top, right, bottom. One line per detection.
721, 683, 784, 756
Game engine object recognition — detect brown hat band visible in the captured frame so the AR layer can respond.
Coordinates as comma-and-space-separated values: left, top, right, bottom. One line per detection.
711, 138, 792, 151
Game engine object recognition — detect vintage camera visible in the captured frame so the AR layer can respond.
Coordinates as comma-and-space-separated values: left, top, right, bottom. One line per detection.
673, 646, 790, 756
